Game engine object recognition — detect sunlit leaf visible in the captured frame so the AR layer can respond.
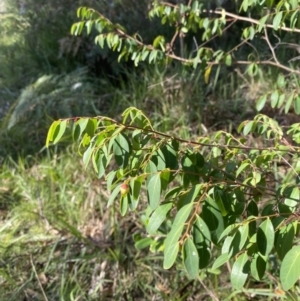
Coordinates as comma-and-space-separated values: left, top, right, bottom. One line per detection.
250, 253, 266, 281
280, 246, 300, 290
257, 218, 274, 256
164, 203, 193, 269
231, 253, 250, 289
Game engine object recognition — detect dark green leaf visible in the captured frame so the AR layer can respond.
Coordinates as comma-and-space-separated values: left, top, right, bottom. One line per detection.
250, 253, 266, 281
113, 132, 131, 168
257, 218, 274, 256
193, 216, 211, 268
276, 223, 295, 261
201, 196, 225, 244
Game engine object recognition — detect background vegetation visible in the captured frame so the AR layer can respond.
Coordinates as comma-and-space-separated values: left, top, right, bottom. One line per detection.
0, 0, 300, 300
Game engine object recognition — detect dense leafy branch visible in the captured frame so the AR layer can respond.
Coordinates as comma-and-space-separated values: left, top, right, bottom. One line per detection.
47, 0, 300, 294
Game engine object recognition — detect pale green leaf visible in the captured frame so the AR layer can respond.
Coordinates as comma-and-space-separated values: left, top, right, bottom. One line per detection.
163, 203, 193, 269
280, 245, 300, 290
273, 11, 283, 30
212, 253, 229, 270
147, 173, 161, 210
231, 253, 249, 289
285, 94, 294, 114
183, 238, 199, 279
146, 202, 172, 234
256, 94, 267, 111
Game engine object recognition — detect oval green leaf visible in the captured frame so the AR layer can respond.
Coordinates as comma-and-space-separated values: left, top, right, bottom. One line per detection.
257, 218, 274, 256
280, 245, 300, 291
183, 238, 199, 279
231, 253, 250, 290
147, 173, 161, 210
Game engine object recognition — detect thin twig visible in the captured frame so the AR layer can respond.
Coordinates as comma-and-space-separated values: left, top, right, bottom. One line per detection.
211, 9, 300, 34
197, 276, 220, 301
263, 27, 279, 64
30, 255, 49, 301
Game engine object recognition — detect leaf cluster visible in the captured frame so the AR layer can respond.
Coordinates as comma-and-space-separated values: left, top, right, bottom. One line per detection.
47, 105, 300, 291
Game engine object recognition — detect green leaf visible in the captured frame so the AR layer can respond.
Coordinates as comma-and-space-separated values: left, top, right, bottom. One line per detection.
106, 170, 116, 192
107, 184, 121, 207
213, 188, 231, 216
256, 94, 267, 111
273, 11, 283, 30
53, 120, 68, 144
243, 121, 254, 135
113, 132, 131, 168
147, 173, 161, 210
218, 224, 239, 243
201, 196, 225, 244
258, 15, 269, 32
257, 218, 274, 256
277, 74, 285, 88
294, 96, 300, 114
285, 186, 299, 208
183, 238, 199, 279
130, 176, 143, 201
178, 184, 201, 209
193, 216, 211, 268
46, 120, 60, 147
163, 203, 193, 269
285, 93, 294, 114
182, 153, 199, 187
135, 237, 153, 250
250, 253, 266, 281
270, 90, 279, 108
230, 223, 249, 256
120, 194, 129, 216
236, 161, 249, 177
231, 253, 250, 290
83, 144, 93, 168
212, 253, 229, 270
277, 93, 285, 109
95, 149, 108, 178
276, 223, 295, 261
280, 245, 300, 290
225, 54, 232, 66
160, 169, 171, 191
147, 202, 173, 234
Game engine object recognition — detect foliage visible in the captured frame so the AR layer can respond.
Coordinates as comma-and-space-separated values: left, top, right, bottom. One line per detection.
44, 0, 300, 297
47, 107, 300, 295
71, 0, 300, 113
